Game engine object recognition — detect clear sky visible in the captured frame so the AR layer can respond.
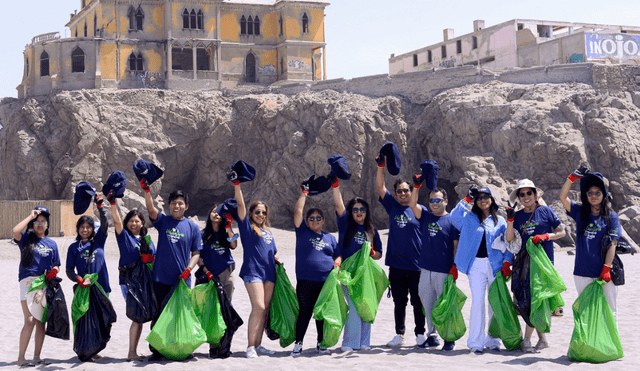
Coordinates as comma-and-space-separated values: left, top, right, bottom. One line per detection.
1, 0, 639, 98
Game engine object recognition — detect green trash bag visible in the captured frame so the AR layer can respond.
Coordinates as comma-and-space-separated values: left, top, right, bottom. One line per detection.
191, 281, 227, 346
338, 242, 390, 324
568, 280, 623, 363
313, 266, 348, 348
488, 274, 523, 350
527, 238, 566, 333
27, 274, 48, 322
270, 263, 299, 348
146, 280, 206, 360
430, 274, 467, 342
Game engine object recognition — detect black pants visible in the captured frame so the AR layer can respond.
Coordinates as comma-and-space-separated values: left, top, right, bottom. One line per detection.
295, 279, 325, 344
389, 267, 425, 336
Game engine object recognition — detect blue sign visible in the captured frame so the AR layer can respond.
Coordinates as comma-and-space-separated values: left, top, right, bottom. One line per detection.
586, 33, 640, 62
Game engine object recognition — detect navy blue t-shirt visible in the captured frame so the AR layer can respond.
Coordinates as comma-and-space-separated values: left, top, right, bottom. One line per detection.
238, 216, 278, 282
17, 232, 60, 281
513, 205, 562, 263
379, 190, 424, 271
335, 212, 382, 260
568, 201, 621, 277
66, 229, 111, 293
295, 222, 337, 282
115, 230, 156, 285
201, 230, 235, 277
152, 213, 203, 286
417, 213, 459, 273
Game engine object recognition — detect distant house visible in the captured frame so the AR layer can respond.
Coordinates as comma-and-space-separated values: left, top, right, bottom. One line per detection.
389, 19, 640, 75
18, 0, 329, 98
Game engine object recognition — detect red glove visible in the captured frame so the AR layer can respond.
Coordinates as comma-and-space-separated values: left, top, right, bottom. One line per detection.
77, 276, 91, 288
501, 261, 511, 277
532, 233, 550, 245
140, 254, 155, 263
506, 202, 515, 222
599, 265, 611, 282
94, 195, 104, 208
334, 261, 341, 273
328, 175, 339, 188
375, 155, 385, 168
224, 214, 233, 229
178, 268, 191, 282
370, 245, 376, 256
449, 264, 458, 281
412, 174, 423, 189
140, 178, 150, 193
106, 191, 117, 205
45, 267, 58, 281
206, 271, 214, 281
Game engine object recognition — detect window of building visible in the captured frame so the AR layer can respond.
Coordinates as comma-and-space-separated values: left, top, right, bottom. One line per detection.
128, 6, 144, 31
279, 16, 283, 36
84, 22, 87, 37
172, 44, 193, 71
197, 10, 204, 30
190, 10, 196, 29
240, 16, 246, 34
246, 53, 256, 82
537, 25, 550, 37
181, 8, 202, 30
413, 54, 418, 67
197, 46, 211, 71
26, 57, 29, 77
254, 16, 260, 35
472, 36, 478, 50
129, 52, 143, 71
94, 12, 98, 36
136, 7, 144, 30
441, 45, 447, 58
40, 51, 49, 76
280, 57, 284, 74
247, 16, 253, 35
75, 28, 78, 37
517, 23, 524, 30
302, 13, 309, 33
183, 9, 190, 29
72, 47, 85, 73
427, 50, 432, 63
456, 40, 462, 54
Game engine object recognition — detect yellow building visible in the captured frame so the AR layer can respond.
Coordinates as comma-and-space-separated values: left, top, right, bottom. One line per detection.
17, 0, 329, 98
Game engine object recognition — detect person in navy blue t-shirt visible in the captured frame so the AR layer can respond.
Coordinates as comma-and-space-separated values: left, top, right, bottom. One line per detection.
290, 183, 337, 357
376, 162, 426, 348
231, 177, 280, 359
409, 182, 460, 351
331, 176, 382, 352
12, 206, 60, 367
109, 194, 156, 362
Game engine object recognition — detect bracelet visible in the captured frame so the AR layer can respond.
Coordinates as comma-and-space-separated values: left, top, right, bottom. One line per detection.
604, 263, 612, 268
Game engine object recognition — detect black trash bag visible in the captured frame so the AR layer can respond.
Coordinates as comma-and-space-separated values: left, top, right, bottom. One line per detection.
44, 276, 70, 340
213, 276, 244, 359
602, 235, 625, 286
511, 249, 534, 327
119, 260, 158, 323
194, 266, 209, 287
73, 285, 117, 362
264, 307, 280, 341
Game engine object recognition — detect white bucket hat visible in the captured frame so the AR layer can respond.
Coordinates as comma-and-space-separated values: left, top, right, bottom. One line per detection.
509, 179, 544, 205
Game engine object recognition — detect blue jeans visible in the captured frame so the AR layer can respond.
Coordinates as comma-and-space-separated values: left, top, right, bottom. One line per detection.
341, 284, 371, 349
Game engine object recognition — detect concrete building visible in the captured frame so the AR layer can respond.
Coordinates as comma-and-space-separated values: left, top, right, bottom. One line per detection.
18, 0, 329, 98
389, 19, 640, 75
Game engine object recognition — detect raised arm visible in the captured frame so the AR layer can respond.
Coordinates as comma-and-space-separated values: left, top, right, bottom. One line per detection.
376, 164, 387, 200
13, 209, 39, 241
234, 183, 246, 221
140, 178, 159, 221
108, 192, 124, 235
505, 201, 515, 242
410, 174, 423, 219
561, 165, 589, 213
331, 179, 345, 217
294, 190, 307, 228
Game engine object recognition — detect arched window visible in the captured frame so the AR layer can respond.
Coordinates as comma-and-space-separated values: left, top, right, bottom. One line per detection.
190, 9, 196, 29
72, 47, 85, 73
40, 51, 49, 76
75, 28, 78, 37
196, 45, 211, 71
84, 22, 87, 37
254, 16, 260, 35
26, 57, 30, 77
182, 9, 189, 29
246, 53, 256, 82
129, 52, 143, 71
247, 16, 253, 35
279, 16, 283, 36
240, 16, 246, 35
128, 6, 136, 30
197, 10, 204, 30
171, 44, 193, 71
94, 12, 98, 36
302, 13, 309, 33
136, 6, 144, 30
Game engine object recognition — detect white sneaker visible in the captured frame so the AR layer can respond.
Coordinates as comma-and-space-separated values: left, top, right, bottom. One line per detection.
341, 346, 354, 353
246, 346, 258, 358
256, 345, 275, 355
416, 334, 427, 346
361, 344, 371, 351
317, 343, 331, 355
291, 342, 302, 357
387, 334, 406, 347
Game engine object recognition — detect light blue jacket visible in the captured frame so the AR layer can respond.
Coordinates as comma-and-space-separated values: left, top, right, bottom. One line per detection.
450, 199, 513, 276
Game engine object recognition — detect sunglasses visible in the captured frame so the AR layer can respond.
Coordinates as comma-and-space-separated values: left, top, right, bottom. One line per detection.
587, 191, 603, 197
308, 216, 323, 221
395, 189, 410, 194
430, 198, 444, 204
352, 207, 367, 214
519, 190, 533, 198
476, 195, 492, 200
254, 210, 267, 215
33, 221, 48, 226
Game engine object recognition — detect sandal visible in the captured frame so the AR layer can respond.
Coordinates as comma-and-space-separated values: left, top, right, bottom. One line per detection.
18, 361, 35, 368
35, 359, 51, 365
552, 307, 564, 317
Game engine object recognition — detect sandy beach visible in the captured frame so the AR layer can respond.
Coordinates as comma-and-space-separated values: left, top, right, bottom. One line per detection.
1, 225, 638, 370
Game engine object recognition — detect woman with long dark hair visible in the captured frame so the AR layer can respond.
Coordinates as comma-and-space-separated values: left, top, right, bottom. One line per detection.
198, 205, 237, 299
12, 206, 60, 367
450, 186, 513, 354
560, 166, 620, 320
331, 178, 382, 352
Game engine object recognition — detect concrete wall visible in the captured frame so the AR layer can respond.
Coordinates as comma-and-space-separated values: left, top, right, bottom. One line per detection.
519, 32, 586, 67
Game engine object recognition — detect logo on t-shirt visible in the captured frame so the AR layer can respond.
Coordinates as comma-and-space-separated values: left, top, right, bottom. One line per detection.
519, 221, 539, 236
166, 228, 185, 243
353, 231, 367, 245
80, 249, 98, 264
427, 222, 442, 237
584, 223, 602, 240
35, 242, 53, 257
262, 230, 273, 245
209, 240, 226, 255
394, 214, 411, 228
309, 237, 330, 251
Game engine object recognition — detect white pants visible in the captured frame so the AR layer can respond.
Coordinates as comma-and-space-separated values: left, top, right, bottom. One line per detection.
418, 269, 448, 338
574, 275, 618, 323
467, 258, 500, 350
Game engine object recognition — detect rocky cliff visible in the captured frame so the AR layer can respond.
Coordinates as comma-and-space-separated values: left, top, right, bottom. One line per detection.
2, 65, 640, 247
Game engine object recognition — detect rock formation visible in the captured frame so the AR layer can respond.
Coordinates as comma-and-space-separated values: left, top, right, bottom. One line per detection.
2, 65, 640, 247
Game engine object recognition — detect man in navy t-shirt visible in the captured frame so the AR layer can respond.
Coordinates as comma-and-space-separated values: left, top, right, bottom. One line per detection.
376, 163, 426, 347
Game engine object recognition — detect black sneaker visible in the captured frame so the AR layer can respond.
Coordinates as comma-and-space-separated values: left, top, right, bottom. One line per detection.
418, 336, 441, 348
147, 353, 164, 362
442, 341, 455, 351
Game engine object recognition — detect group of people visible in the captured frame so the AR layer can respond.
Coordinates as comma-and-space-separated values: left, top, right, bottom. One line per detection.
12, 154, 622, 365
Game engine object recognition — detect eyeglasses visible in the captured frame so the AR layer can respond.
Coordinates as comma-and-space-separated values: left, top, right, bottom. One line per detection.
430, 198, 444, 204
352, 207, 367, 214
33, 221, 48, 226
308, 216, 323, 221
254, 210, 267, 215
587, 191, 603, 197
518, 190, 533, 198
395, 189, 410, 194
476, 195, 491, 200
